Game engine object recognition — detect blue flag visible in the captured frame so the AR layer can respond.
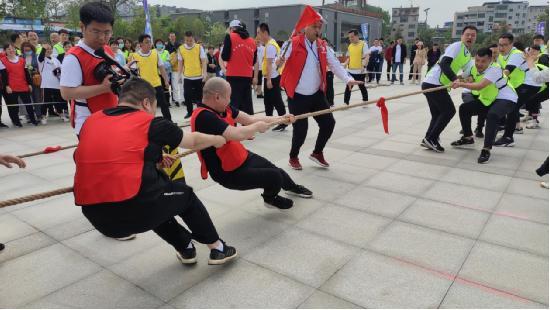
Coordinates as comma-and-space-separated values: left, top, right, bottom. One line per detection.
143, 0, 153, 40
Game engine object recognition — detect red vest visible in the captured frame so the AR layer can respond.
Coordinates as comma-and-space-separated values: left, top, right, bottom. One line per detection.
66, 45, 118, 113
281, 34, 328, 99
225, 33, 256, 78
74, 109, 154, 205
0, 56, 28, 92
190, 106, 249, 179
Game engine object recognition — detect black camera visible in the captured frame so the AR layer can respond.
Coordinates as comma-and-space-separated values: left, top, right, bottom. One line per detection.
93, 47, 133, 95
52, 67, 61, 78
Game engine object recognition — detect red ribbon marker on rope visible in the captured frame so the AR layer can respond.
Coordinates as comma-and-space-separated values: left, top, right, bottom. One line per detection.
43, 146, 62, 154
376, 97, 389, 134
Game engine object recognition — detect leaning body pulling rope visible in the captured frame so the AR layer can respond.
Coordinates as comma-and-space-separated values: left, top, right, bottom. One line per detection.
0, 85, 449, 208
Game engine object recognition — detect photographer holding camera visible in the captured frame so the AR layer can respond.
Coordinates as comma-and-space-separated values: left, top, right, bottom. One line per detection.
60, 2, 119, 136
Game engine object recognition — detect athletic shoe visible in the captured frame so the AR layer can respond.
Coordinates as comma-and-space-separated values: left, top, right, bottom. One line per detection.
184, 113, 192, 119
257, 94, 264, 99
208, 240, 238, 265
263, 194, 294, 210
40, 118, 47, 125
478, 149, 491, 164
272, 124, 287, 132
31, 121, 39, 126
432, 139, 445, 152
451, 136, 475, 147
176, 244, 197, 264
475, 127, 484, 138
391, 81, 395, 85
497, 125, 505, 132
0, 122, 8, 128
175, 102, 180, 107
420, 139, 430, 149
526, 119, 540, 129
541, 182, 549, 189
115, 234, 137, 241
309, 152, 330, 168
285, 184, 313, 198
459, 129, 464, 134
515, 127, 524, 134
423, 137, 444, 153
400, 82, 405, 85
289, 157, 302, 170
494, 136, 515, 147
521, 115, 533, 122
0, 243, 4, 251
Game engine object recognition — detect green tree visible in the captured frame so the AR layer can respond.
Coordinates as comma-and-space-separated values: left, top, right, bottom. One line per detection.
5, 0, 48, 20
275, 30, 289, 41
205, 22, 227, 46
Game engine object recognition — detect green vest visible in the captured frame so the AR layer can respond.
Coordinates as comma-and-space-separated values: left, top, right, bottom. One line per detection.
159, 49, 170, 62
470, 63, 501, 106
123, 50, 130, 60
535, 63, 548, 93
439, 42, 472, 86
53, 43, 64, 55
498, 48, 525, 89
35, 44, 42, 55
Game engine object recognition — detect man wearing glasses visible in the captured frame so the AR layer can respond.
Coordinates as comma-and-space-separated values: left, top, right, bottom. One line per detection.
60, 2, 119, 136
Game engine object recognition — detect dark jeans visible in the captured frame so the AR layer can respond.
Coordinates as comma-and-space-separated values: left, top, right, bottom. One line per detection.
368, 62, 381, 83
288, 90, 335, 158
344, 73, 368, 104
82, 181, 219, 254
526, 87, 548, 116
5, 92, 36, 126
536, 157, 549, 177
155, 86, 172, 121
325, 71, 334, 105
227, 76, 253, 114
386, 60, 392, 80
183, 78, 203, 115
392, 62, 404, 82
422, 82, 456, 141
211, 152, 297, 198
504, 84, 539, 138
263, 76, 286, 116
42, 88, 66, 116
462, 92, 486, 129
160, 75, 171, 107
408, 60, 414, 80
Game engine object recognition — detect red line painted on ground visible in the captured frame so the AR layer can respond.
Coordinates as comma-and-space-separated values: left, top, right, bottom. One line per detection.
435, 200, 536, 223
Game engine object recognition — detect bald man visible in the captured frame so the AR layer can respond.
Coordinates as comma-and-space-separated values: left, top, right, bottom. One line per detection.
190, 78, 313, 210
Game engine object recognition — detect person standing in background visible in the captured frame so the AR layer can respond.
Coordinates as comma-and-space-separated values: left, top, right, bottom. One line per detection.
385, 40, 394, 81
408, 38, 419, 80
427, 43, 441, 72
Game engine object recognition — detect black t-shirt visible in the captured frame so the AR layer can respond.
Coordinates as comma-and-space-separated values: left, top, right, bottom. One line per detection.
104, 106, 183, 202
194, 103, 240, 178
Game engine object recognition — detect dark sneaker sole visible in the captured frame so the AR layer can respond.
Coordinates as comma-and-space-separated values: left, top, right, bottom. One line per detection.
176, 252, 197, 264
114, 234, 137, 241
285, 190, 313, 199
309, 155, 329, 168
478, 157, 490, 164
208, 251, 238, 265
263, 202, 293, 210
423, 138, 443, 153
494, 142, 515, 147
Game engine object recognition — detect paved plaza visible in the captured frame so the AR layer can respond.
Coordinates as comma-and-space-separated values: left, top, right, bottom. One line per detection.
0, 78, 548, 308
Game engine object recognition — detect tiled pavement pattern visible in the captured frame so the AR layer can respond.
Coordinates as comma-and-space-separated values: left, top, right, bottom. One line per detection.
0, 78, 548, 308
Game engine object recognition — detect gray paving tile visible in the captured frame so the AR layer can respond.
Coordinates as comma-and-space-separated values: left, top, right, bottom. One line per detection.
43, 217, 95, 241
309, 162, 379, 184
440, 168, 512, 192
195, 183, 262, 208
371, 140, 419, 154
245, 228, 359, 287
321, 250, 452, 308
365, 171, 435, 196
495, 193, 549, 224
299, 290, 361, 309
23, 270, 163, 308
0, 213, 37, 242
169, 259, 314, 308
12, 195, 81, 231
370, 221, 475, 273
399, 198, 490, 238
292, 174, 357, 202
386, 159, 450, 180
0, 232, 56, 264
341, 152, 399, 170
297, 204, 391, 247
423, 182, 502, 211
336, 186, 416, 218
459, 241, 549, 305
0, 243, 101, 308
239, 195, 325, 225
479, 215, 548, 256
507, 177, 549, 200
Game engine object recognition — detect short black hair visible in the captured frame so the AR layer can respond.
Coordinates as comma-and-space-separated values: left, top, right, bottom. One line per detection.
154, 38, 164, 45
119, 78, 157, 105
109, 39, 117, 45
348, 29, 359, 36
500, 33, 514, 42
184, 31, 193, 37
258, 23, 270, 35
58, 29, 69, 35
533, 33, 545, 40
415, 37, 420, 41
513, 41, 525, 51
390, 40, 394, 44
63, 41, 72, 48
462, 25, 478, 34
3, 43, 14, 50
80, 2, 114, 26
488, 43, 498, 48
476, 47, 492, 58
379, 38, 384, 41
138, 34, 151, 43
530, 45, 541, 51
9, 33, 19, 43
433, 43, 439, 46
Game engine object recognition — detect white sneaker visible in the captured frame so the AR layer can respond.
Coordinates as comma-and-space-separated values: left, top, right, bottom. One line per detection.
541, 182, 549, 189
40, 118, 47, 125
114, 234, 137, 241
526, 119, 540, 129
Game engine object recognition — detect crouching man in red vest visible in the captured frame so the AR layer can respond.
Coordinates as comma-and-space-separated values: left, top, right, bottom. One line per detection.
280, 20, 363, 170
74, 78, 237, 266
191, 77, 313, 210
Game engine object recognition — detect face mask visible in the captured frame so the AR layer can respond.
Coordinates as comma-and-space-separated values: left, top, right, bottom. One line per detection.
156, 44, 164, 50
24, 51, 33, 57
119, 43, 124, 49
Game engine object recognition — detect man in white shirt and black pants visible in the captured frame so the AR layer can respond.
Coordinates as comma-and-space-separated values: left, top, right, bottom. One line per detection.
280, 19, 362, 171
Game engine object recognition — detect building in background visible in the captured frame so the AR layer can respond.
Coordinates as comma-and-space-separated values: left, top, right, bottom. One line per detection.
390, 6, 420, 43
526, 5, 547, 34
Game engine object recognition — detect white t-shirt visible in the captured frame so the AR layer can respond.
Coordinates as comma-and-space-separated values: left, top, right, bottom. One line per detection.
462, 60, 474, 94
263, 43, 279, 79
256, 45, 265, 73
501, 48, 525, 68
177, 44, 206, 80
346, 41, 369, 74
369, 46, 383, 54
395, 45, 402, 63
39, 56, 62, 89
424, 41, 469, 86
463, 64, 518, 102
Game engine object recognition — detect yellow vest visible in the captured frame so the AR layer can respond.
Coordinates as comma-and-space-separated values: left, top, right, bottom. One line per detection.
179, 44, 202, 78
347, 41, 365, 70
133, 49, 161, 88
262, 39, 282, 75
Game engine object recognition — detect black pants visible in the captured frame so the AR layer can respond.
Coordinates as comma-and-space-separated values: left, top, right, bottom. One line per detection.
263, 76, 286, 116
227, 76, 253, 114
462, 92, 486, 129
536, 157, 549, 177
212, 152, 297, 198
82, 182, 219, 254
408, 60, 414, 80
504, 84, 539, 138
288, 91, 335, 158
42, 88, 66, 116
386, 60, 392, 80
526, 87, 548, 116
369, 62, 381, 83
344, 73, 368, 104
183, 78, 203, 115
160, 75, 171, 107
422, 82, 456, 141
325, 71, 334, 105
5, 92, 36, 126
155, 86, 172, 121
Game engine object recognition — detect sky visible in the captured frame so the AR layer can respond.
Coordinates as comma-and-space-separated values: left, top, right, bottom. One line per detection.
148, 0, 548, 28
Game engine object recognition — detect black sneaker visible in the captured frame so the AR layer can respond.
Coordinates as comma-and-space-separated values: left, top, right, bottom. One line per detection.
184, 113, 192, 119
459, 129, 464, 135
285, 184, 313, 198
494, 136, 515, 147
451, 136, 475, 147
175, 102, 180, 107
272, 124, 287, 132
478, 149, 491, 164
423, 137, 444, 153
420, 138, 430, 149
515, 127, 524, 134
208, 240, 238, 265
0, 123, 8, 128
0, 243, 4, 251
497, 125, 505, 132
257, 94, 264, 99
263, 194, 294, 210
176, 244, 197, 264
475, 127, 484, 138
